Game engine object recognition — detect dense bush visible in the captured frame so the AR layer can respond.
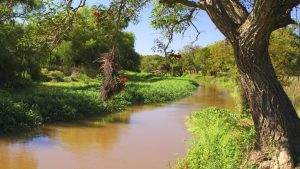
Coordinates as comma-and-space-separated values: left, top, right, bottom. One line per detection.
0, 99, 42, 133
0, 24, 23, 86
177, 108, 255, 169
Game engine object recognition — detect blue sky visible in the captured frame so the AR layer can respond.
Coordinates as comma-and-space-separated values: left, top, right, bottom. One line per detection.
125, 6, 224, 55
81, 0, 224, 55
72, 1, 300, 55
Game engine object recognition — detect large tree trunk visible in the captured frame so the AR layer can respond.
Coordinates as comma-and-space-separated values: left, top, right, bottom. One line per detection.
162, 0, 300, 167
233, 34, 300, 168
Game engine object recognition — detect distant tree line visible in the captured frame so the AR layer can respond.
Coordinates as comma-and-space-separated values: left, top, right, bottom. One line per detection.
141, 26, 300, 81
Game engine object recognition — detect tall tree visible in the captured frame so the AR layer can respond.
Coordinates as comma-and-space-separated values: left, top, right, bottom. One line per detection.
152, 0, 300, 168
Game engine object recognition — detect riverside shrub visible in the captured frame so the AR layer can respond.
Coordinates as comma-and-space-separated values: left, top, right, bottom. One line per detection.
177, 108, 255, 169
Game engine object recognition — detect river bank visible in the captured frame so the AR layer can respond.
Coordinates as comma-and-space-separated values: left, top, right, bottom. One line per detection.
178, 74, 300, 169
0, 85, 234, 169
0, 71, 197, 134
179, 74, 256, 169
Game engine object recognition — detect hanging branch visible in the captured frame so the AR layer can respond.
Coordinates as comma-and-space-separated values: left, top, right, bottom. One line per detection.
100, 0, 127, 101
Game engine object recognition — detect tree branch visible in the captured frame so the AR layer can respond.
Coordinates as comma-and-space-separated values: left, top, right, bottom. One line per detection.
239, 0, 300, 36
286, 0, 300, 9
159, 0, 205, 9
159, 0, 250, 42
203, 0, 241, 42
221, 0, 249, 25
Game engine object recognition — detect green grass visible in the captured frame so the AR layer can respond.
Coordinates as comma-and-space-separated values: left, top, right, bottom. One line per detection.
178, 75, 256, 169
178, 74, 300, 169
183, 74, 237, 89
0, 71, 197, 134
177, 108, 255, 169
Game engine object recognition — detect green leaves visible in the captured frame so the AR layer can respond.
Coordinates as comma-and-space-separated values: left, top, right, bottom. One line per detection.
269, 26, 300, 79
151, 0, 194, 32
0, 0, 43, 22
151, 0, 200, 54
0, 99, 43, 134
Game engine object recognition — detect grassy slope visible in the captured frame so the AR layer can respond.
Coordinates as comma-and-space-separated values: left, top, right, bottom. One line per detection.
179, 75, 300, 169
183, 74, 237, 90
177, 108, 255, 169
0, 72, 197, 134
179, 74, 256, 169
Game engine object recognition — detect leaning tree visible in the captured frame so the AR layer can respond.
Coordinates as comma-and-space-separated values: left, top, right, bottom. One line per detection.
153, 0, 300, 168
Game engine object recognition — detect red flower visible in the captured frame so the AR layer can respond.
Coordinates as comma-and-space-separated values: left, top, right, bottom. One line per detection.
119, 77, 128, 83
93, 11, 100, 17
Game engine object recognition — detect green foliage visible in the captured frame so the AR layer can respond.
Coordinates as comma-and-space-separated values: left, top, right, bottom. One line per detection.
140, 55, 164, 73
0, 3, 142, 87
206, 41, 236, 76
193, 47, 210, 75
183, 74, 237, 90
118, 32, 141, 72
177, 108, 255, 169
151, 0, 197, 52
52, 6, 141, 72
0, 72, 197, 134
0, 24, 23, 86
0, 13, 50, 86
139, 27, 300, 91
269, 27, 300, 78
125, 73, 197, 103
140, 41, 238, 78
151, 0, 192, 32
0, 0, 43, 23
0, 99, 42, 133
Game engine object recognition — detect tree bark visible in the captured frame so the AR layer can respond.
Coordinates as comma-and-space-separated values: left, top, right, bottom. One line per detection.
232, 34, 300, 168
203, 1, 300, 167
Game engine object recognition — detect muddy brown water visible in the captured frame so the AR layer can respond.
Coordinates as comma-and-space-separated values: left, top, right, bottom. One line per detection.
0, 86, 235, 169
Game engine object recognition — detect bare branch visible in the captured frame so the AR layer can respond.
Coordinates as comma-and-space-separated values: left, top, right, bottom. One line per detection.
161, 0, 249, 42
190, 21, 201, 44
73, 0, 86, 11
154, 7, 199, 55
121, 0, 150, 24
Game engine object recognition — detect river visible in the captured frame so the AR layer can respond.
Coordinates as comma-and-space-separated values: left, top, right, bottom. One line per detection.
0, 86, 235, 169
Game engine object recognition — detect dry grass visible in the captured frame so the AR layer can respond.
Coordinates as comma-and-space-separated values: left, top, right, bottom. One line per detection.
284, 77, 300, 116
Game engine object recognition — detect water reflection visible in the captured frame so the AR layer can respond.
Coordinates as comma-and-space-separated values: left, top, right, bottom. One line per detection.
0, 143, 37, 169
0, 86, 235, 169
